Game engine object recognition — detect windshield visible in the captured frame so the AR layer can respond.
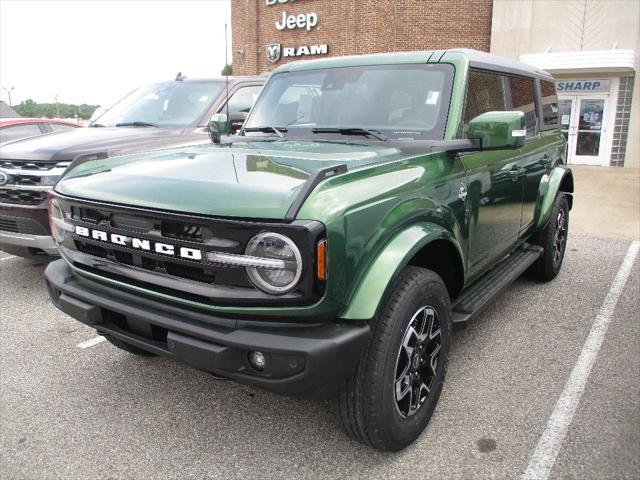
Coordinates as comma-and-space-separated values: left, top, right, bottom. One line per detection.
244, 63, 454, 141
94, 81, 223, 128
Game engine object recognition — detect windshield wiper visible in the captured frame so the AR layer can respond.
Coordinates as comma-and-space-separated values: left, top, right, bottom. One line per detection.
115, 121, 159, 128
243, 126, 287, 138
89, 123, 106, 128
312, 127, 387, 141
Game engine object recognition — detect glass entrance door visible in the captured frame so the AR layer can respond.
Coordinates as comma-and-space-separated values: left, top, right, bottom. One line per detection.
558, 94, 609, 165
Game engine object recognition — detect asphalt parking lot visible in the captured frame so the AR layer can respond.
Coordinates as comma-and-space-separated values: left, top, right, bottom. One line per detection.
1, 234, 638, 479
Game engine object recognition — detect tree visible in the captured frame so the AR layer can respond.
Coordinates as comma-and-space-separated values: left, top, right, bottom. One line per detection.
13, 99, 99, 119
221, 64, 232, 76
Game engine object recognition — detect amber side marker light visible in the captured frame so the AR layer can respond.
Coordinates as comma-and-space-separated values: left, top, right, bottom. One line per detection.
316, 239, 327, 281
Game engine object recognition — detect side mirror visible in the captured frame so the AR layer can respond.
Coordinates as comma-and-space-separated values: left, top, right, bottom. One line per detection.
467, 111, 526, 149
208, 113, 231, 144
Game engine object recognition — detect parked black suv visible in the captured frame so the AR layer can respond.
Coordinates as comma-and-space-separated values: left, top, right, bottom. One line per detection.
0, 75, 264, 259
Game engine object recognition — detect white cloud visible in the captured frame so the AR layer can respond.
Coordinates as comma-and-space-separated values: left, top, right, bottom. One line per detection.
0, 0, 231, 107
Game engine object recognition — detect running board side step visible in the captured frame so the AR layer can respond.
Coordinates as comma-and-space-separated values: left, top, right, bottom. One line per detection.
451, 243, 543, 325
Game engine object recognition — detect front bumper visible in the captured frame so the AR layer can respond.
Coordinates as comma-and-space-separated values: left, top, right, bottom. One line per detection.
45, 259, 369, 398
0, 230, 58, 256
0, 203, 58, 257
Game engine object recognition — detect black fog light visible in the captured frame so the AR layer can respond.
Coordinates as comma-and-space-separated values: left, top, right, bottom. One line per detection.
248, 351, 267, 371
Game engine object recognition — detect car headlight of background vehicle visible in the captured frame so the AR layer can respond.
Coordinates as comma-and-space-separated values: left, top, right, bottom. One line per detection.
244, 232, 303, 294
48, 197, 70, 244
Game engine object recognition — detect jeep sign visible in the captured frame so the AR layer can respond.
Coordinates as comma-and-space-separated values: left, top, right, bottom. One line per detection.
275, 11, 318, 31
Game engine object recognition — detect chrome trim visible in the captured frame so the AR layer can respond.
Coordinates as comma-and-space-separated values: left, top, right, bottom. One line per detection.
0, 184, 53, 191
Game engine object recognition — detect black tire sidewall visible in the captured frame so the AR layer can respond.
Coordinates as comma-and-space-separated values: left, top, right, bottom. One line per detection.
550, 195, 569, 274
373, 270, 451, 449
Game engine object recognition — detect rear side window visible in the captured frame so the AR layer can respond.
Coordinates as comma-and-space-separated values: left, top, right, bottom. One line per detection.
0, 123, 42, 143
540, 80, 559, 128
49, 123, 79, 133
463, 70, 538, 138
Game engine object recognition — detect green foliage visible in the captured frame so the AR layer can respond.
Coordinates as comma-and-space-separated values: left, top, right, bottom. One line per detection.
221, 64, 233, 76
14, 99, 100, 120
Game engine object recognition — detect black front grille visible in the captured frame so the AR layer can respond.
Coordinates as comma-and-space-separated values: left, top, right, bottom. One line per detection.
0, 216, 48, 234
161, 221, 203, 242
0, 189, 47, 205
57, 196, 323, 307
14, 175, 40, 186
0, 160, 56, 170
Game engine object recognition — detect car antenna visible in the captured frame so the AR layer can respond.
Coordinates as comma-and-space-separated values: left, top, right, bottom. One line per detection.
224, 22, 230, 122
175, 72, 186, 81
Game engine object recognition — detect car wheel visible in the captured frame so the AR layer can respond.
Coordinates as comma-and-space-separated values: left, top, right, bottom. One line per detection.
102, 334, 156, 357
528, 193, 569, 281
336, 266, 451, 451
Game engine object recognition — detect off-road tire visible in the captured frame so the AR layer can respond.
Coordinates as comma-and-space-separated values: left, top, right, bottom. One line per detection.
102, 334, 156, 357
528, 193, 569, 281
336, 266, 451, 451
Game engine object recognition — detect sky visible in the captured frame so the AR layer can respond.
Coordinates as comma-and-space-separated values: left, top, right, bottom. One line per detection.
0, 0, 232, 108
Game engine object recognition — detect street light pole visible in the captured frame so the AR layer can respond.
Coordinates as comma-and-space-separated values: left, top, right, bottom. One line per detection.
1, 86, 15, 107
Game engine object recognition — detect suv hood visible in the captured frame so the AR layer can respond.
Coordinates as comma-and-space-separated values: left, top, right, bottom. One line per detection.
0, 126, 209, 162
55, 140, 409, 220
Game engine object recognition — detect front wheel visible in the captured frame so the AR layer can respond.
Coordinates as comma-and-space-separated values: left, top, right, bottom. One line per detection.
335, 267, 451, 451
528, 193, 569, 281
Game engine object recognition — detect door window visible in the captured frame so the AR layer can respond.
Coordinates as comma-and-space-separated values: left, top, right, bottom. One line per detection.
463, 71, 507, 133
226, 86, 262, 115
463, 70, 538, 137
0, 123, 42, 143
49, 123, 79, 133
558, 98, 572, 142
576, 98, 604, 156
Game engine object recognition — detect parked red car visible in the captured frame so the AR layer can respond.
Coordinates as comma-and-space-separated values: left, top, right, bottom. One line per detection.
0, 118, 81, 144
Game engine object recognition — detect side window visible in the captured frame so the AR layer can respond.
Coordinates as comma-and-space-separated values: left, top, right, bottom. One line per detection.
0, 123, 42, 143
540, 80, 559, 128
463, 70, 507, 131
463, 70, 538, 138
507, 76, 537, 137
225, 86, 262, 116
49, 123, 79, 133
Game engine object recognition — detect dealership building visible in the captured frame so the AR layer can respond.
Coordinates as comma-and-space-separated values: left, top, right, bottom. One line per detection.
231, 0, 639, 168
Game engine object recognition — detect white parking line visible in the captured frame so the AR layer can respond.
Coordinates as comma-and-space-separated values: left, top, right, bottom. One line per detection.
0, 255, 17, 261
77, 336, 106, 349
522, 240, 640, 480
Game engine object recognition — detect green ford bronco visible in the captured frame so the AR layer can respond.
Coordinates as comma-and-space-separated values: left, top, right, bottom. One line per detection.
45, 49, 573, 451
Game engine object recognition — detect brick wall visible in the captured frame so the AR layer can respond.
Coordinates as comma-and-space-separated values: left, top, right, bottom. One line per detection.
231, 0, 493, 76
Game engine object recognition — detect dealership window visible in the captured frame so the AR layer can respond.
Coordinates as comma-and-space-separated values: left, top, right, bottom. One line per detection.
463, 70, 538, 138
540, 80, 559, 128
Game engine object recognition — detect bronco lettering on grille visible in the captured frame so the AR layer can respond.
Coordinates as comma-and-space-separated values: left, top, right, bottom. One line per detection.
75, 225, 202, 260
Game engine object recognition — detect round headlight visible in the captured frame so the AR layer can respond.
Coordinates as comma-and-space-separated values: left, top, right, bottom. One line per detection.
245, 232, 302, 294
49, 198, 65, 244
